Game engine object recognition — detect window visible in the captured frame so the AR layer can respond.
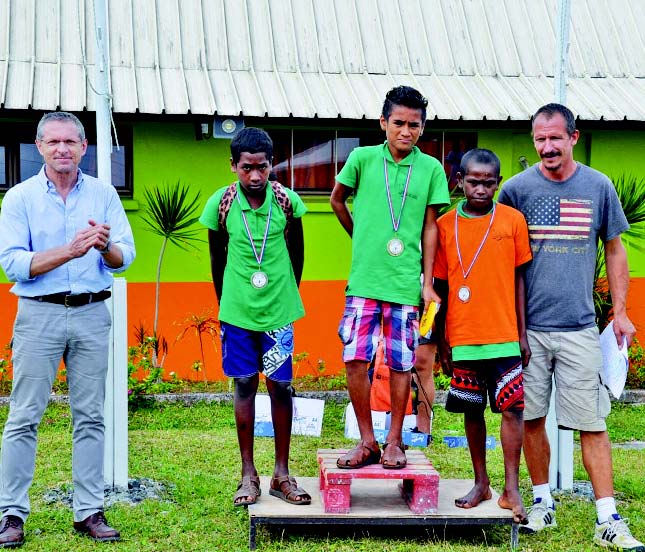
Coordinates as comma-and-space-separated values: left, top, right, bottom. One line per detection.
419, 132, 478, 190
267, 127, 477, 192
0, 123, 133, 197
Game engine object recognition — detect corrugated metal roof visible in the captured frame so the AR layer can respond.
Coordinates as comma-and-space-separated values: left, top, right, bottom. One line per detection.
0, 0, 643, 121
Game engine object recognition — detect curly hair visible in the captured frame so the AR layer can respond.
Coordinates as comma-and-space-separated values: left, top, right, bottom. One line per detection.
381, 85, 428, 122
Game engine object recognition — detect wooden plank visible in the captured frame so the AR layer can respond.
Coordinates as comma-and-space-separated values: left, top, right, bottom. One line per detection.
249, 476, 514, 520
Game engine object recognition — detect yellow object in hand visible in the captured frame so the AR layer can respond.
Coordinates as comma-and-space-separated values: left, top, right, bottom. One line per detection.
419, 301, 440, 337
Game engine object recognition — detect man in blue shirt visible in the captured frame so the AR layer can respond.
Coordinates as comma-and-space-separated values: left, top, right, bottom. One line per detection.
0, 111, 135, 547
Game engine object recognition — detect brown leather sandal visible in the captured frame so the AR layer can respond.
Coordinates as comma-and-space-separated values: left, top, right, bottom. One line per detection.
269, 475, 311, 505
336, 443, 381, 469
382, 441, 407, 469
233, 475, 261, 506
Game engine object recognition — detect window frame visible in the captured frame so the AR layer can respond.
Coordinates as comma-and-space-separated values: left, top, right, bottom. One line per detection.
0, 121, 133, 197
261, 125, 478, 194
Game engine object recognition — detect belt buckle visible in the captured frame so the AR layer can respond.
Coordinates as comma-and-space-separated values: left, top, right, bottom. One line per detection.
64, 294, 72, 308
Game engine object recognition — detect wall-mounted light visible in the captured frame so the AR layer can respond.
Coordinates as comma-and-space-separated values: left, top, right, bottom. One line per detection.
214, 116, 244, 139
196, 116, 245, 141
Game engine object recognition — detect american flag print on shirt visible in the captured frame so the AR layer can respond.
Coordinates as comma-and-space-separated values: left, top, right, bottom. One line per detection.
527, 197, 592, 240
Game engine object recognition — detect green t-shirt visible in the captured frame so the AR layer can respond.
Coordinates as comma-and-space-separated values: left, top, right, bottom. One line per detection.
199, 183, 306, 332
336, 143, 450, 305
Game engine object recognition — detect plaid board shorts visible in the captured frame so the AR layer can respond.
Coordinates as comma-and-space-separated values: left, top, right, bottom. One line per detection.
445, 356, 524, 414
220, 322, 294, 383
337, 296, 418, 371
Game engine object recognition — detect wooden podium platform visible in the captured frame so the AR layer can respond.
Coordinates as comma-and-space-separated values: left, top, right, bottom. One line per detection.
248, 475, 519, 550
318, 448, 440, 514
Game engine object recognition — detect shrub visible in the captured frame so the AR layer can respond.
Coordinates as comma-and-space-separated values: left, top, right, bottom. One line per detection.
627, 337, 645, 389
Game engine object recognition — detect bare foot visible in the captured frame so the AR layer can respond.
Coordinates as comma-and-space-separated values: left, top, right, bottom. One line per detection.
455, 483, 492, 509
498, 489, 528, 524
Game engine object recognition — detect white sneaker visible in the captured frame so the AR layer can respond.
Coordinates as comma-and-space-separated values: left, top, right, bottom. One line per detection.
594, 514, 645, 551
520, 497, 556, 534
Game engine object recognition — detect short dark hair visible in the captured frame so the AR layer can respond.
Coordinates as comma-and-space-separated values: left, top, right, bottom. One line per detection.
459, 148, 501, 176
230, 127, 273, 164
532, 103, 576, 136
37, 111, 85, 141
381, 86, 428, 123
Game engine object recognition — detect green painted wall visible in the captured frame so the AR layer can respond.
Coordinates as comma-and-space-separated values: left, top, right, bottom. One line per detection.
588, 131, 645, 276
0, 123, 642, 283
126, 123, 229, 283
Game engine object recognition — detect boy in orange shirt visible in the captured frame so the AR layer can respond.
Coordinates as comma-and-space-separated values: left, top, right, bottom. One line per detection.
434, 149, 531, 524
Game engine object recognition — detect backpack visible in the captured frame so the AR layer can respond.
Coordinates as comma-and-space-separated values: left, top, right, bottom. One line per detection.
217, 181, 294, 240
370, 339, 414, 415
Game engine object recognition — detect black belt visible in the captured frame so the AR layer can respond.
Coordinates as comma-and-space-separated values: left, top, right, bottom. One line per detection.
26, 290, 111, 307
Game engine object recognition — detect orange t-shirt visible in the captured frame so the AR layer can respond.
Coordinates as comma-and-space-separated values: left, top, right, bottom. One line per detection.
434, 203, 532, 348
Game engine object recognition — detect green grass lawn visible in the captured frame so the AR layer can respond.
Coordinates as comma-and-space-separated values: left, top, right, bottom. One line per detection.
0, 401, 642, 551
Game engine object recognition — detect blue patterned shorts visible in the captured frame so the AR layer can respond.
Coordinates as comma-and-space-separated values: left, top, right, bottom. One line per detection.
220, 322, 294, 382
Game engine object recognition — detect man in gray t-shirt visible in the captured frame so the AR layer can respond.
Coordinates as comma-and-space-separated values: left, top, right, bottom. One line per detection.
498, 103, 641, 551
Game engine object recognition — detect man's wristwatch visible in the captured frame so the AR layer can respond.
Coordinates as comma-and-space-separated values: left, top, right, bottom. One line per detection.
99, 241, 111, 255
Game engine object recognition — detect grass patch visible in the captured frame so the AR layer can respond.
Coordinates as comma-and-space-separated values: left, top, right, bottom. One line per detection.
1, 401, 643, 551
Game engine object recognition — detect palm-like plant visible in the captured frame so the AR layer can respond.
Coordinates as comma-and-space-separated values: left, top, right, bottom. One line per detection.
594, 174, 645, 330
175, 309, 219, 383
141, 181, 203, 337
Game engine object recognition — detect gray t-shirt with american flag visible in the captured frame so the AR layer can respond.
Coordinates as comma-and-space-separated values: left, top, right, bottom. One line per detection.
498, 163, 628, 332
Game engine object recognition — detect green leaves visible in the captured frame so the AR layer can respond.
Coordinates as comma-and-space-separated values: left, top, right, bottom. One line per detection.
141, 181, 203, 250
141, 180, 204, 336
612, 174, 645, 254
594, 174, 645, 329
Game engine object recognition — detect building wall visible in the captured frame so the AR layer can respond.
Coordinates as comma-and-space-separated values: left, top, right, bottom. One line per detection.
0, 122, 643, 381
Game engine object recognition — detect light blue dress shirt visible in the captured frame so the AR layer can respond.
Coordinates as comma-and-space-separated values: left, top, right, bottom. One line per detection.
0, 166, 136, 296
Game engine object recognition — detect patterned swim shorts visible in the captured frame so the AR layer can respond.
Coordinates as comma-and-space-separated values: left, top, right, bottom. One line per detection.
220, 322, 293, 382
337, 296, 418, 371
445, 356, 524, 414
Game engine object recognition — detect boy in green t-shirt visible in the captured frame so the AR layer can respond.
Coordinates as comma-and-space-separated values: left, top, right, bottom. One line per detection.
330, 86, 450, 470
199, 128, 310, 507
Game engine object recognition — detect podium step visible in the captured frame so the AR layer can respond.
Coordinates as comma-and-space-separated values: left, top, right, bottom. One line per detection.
317, 448, 440, 514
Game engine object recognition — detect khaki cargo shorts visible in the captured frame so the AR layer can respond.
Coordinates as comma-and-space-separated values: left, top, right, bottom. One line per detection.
524, 328, 611, 432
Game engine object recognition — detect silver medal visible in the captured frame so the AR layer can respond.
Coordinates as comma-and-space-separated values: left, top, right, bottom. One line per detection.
387, 237, 404, 256
457, 285, 471, 303
383, 158, 412, 259
237, 191, 273, 292
251, 271, 269, 289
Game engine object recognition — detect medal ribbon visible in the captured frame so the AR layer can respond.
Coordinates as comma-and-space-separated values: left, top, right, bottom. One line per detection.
237, 191, 273, 268
383, 158, 412, 233
454, 204, 496, 280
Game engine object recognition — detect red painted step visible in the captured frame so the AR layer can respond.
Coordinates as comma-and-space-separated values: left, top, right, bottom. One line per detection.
317, 448, 440, 514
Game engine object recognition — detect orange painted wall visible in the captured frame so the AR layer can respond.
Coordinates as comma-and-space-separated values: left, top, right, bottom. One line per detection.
1, 277, 643, 381
0, 281, 348, 381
